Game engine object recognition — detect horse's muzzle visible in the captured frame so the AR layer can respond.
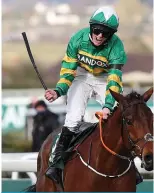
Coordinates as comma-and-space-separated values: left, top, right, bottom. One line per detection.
143, 153, 153, 171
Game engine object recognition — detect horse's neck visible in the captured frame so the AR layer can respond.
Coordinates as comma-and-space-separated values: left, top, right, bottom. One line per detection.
103, 107, 123, 148
96, 107, 130, 173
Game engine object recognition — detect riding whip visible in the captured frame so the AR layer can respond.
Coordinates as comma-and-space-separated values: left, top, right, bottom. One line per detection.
22, 32, 48, 90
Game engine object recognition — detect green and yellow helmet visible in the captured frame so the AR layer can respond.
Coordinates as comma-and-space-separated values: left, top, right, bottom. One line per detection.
89, 6, 119, 32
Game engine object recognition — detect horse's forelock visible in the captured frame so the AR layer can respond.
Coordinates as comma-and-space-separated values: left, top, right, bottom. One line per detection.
124, 91, 152, 119
110, 91, 148, 117
126, 91, 142, 101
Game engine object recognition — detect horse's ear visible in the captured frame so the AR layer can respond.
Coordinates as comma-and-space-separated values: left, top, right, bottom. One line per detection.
142, 87, 153, 102
109, 89, 124, 102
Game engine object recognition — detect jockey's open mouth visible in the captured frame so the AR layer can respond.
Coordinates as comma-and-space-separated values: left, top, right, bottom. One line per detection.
92, 34, 106, 46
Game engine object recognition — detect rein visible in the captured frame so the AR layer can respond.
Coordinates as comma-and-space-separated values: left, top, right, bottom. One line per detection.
96, 111, 130, 160
96, 100, 153, 159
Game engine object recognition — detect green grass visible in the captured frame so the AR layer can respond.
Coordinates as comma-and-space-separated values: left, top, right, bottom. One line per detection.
2, 131, 32, 152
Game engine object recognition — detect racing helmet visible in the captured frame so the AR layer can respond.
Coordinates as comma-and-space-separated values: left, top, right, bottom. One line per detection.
89, 6, 119, 35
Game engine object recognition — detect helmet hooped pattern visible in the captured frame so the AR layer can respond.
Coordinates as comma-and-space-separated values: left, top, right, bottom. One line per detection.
89, 6, 119, 32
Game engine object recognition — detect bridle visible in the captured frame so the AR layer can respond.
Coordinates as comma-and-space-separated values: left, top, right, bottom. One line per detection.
77, 99, 153, 178
121, 100, 154, 158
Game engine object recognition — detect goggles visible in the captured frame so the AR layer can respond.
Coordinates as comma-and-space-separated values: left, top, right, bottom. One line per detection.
92, 27, 113, 38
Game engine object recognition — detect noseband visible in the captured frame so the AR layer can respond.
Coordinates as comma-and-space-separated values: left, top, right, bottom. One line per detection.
121, 100, 154, 158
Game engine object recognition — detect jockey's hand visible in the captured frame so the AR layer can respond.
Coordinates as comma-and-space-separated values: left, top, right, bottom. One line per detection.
44, 89, 58, 102
102, 108, 111, 119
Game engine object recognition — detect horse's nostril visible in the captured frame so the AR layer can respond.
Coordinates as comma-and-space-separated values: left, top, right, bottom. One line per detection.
144, 154, 153, 164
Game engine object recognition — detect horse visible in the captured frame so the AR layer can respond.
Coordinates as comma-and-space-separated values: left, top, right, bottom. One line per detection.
26, 87, 153, 192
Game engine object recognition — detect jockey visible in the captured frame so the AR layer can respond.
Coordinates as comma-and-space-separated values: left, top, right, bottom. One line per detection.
45, 6, 126, 182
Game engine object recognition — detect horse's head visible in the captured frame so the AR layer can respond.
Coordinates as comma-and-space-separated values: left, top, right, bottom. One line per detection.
110, 87, 153, 171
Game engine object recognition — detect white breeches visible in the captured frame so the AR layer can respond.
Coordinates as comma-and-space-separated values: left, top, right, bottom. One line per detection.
64, 75, 107, 132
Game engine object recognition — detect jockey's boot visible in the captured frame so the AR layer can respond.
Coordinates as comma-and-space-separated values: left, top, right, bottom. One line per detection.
45, 127, 74, 183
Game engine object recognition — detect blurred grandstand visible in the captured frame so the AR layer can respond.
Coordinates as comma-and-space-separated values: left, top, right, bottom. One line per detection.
2, 0, 153, 88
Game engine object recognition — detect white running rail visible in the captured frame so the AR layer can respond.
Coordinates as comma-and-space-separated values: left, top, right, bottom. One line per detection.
2, 153, 153, 175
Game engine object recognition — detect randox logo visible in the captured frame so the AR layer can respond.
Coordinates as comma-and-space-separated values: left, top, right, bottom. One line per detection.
77, 54, 108, 68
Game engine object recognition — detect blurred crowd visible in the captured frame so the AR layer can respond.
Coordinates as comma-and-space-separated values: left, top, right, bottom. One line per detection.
26, 99, 61, 152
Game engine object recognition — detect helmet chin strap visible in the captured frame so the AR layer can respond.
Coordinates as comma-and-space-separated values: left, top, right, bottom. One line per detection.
89, 34, 93, 42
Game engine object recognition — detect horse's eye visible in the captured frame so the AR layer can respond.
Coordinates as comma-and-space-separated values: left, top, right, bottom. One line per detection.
126, 119, 132, 125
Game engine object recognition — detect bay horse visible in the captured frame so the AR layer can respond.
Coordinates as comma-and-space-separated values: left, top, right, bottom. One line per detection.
26, 87, 153, 192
